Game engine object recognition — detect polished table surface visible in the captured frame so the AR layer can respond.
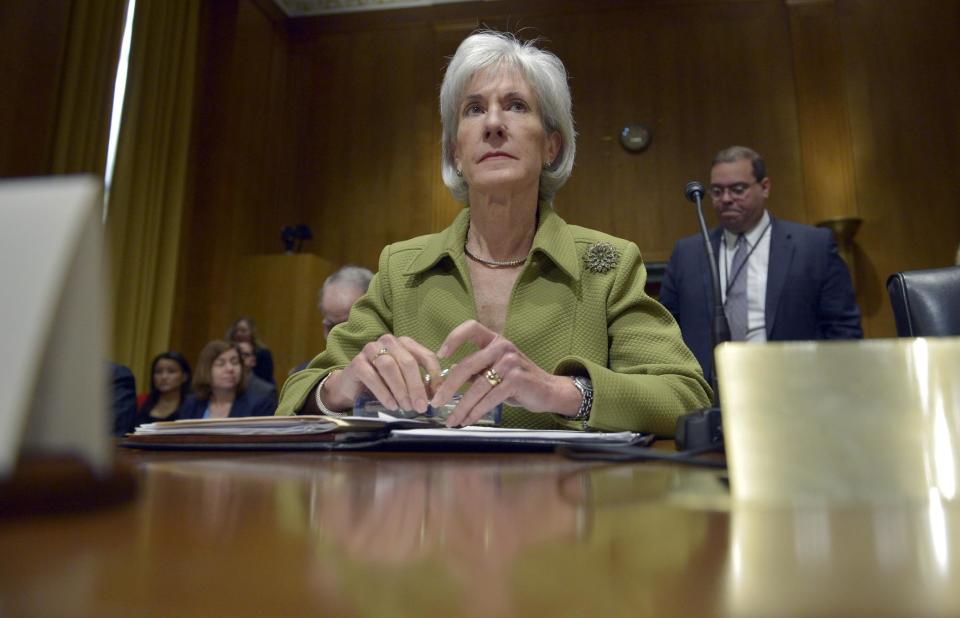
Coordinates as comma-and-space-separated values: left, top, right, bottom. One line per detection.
2, 444, 959, 617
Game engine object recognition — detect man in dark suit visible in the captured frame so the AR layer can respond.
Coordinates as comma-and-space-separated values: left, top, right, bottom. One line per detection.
660, 146, 863, 384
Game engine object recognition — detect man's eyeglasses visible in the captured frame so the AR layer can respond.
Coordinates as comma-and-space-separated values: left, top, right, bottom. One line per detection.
710, 182, 756, 200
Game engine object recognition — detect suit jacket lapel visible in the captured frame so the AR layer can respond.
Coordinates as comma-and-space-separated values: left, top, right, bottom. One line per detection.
765, 215, 793, 336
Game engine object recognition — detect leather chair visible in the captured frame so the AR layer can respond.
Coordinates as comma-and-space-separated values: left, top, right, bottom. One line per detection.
886, 266, 960, 336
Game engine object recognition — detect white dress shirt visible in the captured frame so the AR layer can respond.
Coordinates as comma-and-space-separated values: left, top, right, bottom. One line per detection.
719, 210, 772, 342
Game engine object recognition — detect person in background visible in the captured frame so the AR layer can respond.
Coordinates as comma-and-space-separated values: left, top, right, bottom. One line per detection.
181, 340, 275, 419
133, 352, 192, 428
276, 30, 711, 435
237, 340, 278, 403
290, 265, 374, 374
320, 265, 374, 340
110, 362, 137, 436
659, 145, 863, 384
227, 316, 274, 385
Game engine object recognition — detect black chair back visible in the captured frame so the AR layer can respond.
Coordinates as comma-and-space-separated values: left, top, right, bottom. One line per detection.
886, 266, 960, 336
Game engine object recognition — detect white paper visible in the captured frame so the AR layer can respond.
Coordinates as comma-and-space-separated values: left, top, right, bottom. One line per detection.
390, 426, 644, 444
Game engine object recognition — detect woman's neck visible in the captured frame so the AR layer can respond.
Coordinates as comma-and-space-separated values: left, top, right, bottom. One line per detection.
210, 388, 236, 404
466, 189, 539, 260
158, 390, 181, 405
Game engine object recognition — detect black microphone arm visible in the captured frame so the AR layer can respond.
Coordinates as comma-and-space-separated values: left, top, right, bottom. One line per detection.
683, 181, 730, 353
674, 181, 727, 452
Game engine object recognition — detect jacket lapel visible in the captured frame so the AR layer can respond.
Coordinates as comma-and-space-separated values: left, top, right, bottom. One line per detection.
765, 215, 793, 336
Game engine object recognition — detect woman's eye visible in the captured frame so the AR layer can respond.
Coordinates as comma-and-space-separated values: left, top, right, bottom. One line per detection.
464, 103, 483, 115
508, 100, 528, 112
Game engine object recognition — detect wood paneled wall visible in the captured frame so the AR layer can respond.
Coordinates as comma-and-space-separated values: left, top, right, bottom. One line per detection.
171, 0, 295, 366
171, 0, 960, 373
837, 0, 960, 327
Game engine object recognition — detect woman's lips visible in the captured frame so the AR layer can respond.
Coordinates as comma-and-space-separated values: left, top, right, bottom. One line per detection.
479, 152, 515, 162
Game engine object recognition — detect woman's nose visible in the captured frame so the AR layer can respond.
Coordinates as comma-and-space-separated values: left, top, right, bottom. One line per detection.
483, 106, 505, 138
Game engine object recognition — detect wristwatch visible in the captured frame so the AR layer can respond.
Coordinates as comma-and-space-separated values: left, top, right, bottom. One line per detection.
569, 375, 593, 430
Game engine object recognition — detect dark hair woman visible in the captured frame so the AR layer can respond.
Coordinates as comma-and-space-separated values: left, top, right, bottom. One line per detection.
133, 352, 192, 428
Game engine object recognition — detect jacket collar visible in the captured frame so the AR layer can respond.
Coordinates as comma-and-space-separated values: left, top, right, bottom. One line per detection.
404, 205, 581, 281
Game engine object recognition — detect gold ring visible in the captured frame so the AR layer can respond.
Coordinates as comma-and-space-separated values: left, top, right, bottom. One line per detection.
375, 347, 390, 359
484, 368, 503, 387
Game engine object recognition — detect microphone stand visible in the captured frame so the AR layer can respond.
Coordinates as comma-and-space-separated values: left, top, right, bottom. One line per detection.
687, 182, 731, 383
675, 181, 727, 451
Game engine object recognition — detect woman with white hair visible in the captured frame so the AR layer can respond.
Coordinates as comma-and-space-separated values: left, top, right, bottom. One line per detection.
276, 30, 710, 434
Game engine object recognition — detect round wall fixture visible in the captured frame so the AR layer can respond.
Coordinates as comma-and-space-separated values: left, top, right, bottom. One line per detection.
620, 124, 652, 152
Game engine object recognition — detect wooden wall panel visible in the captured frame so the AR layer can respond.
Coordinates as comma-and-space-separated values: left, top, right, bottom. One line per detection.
286, 26, 439, 268
838, 0, 960, 336
787, 0, 859, 226
524, 1, 806, 262
172, 0, 293, 367
0, 0, 73, 177
234, 254, 337, 381
285, 0, 807, 268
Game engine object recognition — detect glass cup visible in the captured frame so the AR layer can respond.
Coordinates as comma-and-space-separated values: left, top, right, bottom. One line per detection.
352, 367, 502, 425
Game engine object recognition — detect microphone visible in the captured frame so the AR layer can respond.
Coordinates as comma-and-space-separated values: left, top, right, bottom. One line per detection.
683, 181, 705, 203
674, 180, 727, 452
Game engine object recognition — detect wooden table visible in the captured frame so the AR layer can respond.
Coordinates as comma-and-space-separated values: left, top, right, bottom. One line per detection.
2, 444, 959, 617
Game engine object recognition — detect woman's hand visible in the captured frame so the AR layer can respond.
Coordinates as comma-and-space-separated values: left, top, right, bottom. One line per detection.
322, 335, 442, 413
429, 320, 582, 427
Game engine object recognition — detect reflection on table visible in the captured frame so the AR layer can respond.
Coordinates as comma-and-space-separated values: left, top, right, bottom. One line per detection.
0, 448, 958, 616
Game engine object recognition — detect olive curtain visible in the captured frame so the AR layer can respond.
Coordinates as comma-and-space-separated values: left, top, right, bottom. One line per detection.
49, 0, 128, 176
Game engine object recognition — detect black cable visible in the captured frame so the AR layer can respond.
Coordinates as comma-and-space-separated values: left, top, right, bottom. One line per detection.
557, 443, 726, 469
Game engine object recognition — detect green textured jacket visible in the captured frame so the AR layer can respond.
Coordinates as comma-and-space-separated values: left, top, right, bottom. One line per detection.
276, 206, 712, 435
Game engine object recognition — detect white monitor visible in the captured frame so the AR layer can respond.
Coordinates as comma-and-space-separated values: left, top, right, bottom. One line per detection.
0, 176, 111, 477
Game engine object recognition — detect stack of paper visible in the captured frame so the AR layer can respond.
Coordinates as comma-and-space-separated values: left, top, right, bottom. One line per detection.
124, 415, 399, 448
122, 415, 651, 451
133, 415, 390, 436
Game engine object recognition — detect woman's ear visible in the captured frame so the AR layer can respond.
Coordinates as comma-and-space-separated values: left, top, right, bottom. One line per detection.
544, 131, 561, 167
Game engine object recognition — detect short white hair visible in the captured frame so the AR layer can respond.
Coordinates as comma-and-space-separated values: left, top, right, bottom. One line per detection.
439, 30, 577, 205
318, 265, 373, 307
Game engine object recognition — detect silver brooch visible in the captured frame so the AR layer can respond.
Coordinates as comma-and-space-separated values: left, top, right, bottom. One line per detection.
584, 242, 620, 274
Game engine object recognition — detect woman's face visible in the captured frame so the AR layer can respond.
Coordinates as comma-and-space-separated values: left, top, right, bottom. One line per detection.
233, 320, 252, 343
453, 67, 561, 197
210, 348, 242, 392
153, 359, 187, 394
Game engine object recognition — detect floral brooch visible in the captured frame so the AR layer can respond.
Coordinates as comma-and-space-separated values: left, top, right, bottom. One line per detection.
584, 241, 620, 274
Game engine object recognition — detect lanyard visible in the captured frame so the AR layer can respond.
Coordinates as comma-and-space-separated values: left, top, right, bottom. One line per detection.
723, 221, 771, 297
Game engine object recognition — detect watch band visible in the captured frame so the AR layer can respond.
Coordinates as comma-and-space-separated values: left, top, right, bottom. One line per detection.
569, 375, 593, 430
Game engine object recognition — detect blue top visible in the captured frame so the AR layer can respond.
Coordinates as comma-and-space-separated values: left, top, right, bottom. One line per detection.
180, 388, 277, 420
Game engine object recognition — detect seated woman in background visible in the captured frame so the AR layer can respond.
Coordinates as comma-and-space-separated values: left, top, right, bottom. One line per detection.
227, 316, 274, 385
133, 352, 192, 427
181, 340, 276, 419
276, 30, 711, 435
